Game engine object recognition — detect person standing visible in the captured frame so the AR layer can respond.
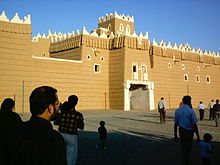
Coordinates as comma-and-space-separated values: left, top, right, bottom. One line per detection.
158, 97, 166, 124
96, 121, 107, 150
0, 98, 22, 165
208, 100, 215, 120
20, 86, 67, 165
58, 95, 84, 165
198, 133, 214, 165
198, 101, 206, 120
174, 95, 200, 165
213, 99, 220, 127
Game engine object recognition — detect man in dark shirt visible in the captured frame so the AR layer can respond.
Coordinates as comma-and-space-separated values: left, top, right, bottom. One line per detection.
20, 86, 67, 165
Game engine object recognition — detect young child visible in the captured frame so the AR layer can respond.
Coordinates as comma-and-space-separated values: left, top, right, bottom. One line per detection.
96, 121, 107, 150
198, 133, 213, 165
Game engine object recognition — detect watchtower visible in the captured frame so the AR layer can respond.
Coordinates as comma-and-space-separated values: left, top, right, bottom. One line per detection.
98, 12, 135, 35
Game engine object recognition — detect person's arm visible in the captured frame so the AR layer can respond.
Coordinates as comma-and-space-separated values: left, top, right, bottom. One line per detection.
193, 123, 200, 142
78, 114, 84, 130
174, 122, 178, 140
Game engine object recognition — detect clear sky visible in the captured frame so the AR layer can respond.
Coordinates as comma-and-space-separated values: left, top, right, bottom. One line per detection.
0, 0, 219, 53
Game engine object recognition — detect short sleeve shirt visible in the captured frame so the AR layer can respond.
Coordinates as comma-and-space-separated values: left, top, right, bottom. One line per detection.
198, 142, 211, 158
174, 104, 198, 130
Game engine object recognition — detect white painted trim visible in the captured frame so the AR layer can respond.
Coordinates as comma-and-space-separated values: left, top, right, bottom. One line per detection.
124, 80, 155, 111
32, 56, 83, 63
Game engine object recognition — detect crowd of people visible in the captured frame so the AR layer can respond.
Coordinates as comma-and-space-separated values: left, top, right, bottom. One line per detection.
0, 85, 219, 165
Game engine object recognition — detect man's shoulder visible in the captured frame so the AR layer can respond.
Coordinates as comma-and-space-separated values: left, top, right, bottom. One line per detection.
51, 129, 65, 142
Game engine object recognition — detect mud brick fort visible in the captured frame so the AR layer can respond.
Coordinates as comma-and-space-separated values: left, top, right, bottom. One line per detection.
0, 11, 220, 112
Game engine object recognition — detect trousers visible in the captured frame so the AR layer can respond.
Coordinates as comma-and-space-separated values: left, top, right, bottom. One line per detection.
61, 133, 78, 165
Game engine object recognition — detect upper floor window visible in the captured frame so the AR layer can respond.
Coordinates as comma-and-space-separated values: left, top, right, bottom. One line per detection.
197, 66, 200, 71
184, 74, 188, 81
108, 23, 112, 30
120, 23, 124, 31
126, 25, 130, 33
168, 62, 172, 69
181, 64, 185, 70
195, 75, 200, 82
133, 65, 137, 72
206, 76, 210, 84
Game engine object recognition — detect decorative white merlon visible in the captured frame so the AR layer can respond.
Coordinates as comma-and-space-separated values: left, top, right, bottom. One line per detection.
131, 31, 137, 37
47, 30, 52, 38
143, 32, 148, 39
42, 33, 46, 38
99, 11, 134, 24
191, 48, 196, 53
0, 11, 9, 22
37, 33, 41, 38
152, 38, 158, 46
76, 30, 80, 35
159, 40, 166, 47
167, 42, 172, 48
90, 30, 99, 37
173, 43, 178, 50
99, 32, 107, 38
10, 13, 22, 23
138, 32, 144, 38
23, 15, 31, 24
109, 32, 115, 38
82, 27, 89, 35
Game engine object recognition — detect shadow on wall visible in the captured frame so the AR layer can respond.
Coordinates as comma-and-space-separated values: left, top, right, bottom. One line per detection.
77, 130, 220, 165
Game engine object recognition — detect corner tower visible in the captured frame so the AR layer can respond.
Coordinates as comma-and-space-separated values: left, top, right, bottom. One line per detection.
98, 12, 135, 35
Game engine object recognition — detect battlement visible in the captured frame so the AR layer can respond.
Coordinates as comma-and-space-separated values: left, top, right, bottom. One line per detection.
151, 39, 220, 57
98, 11, 134, 24
0, 11, 31, 24
32, 27, 149, 43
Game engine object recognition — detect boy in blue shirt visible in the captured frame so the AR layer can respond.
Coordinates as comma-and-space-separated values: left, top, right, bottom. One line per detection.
198, 133, 214, 165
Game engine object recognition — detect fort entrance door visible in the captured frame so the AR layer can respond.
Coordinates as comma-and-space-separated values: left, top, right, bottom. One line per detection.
129, 84, 149, 110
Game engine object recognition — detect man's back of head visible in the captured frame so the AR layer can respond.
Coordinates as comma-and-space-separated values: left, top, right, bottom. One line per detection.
29, 86, 58, 116
68, 95, 78, 108
182, 95, 191, 106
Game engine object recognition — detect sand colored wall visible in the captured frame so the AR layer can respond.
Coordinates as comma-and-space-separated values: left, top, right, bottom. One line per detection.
149, 46, 220, 109
0, 21, 32, 113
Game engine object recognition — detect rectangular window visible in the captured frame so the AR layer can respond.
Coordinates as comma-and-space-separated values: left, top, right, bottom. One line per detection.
94, 64, 100, 73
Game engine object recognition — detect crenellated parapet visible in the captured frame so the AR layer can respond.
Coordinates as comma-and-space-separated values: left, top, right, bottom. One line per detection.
98, 11, 134, 24
0, 11, 31, 24
48, 26, 150, 53
0, 11, 32, 34
151, 39, 220, 65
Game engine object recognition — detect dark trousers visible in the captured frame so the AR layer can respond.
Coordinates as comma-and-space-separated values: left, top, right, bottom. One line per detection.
199, 109, 205, 120
179, 127, 194, 165
209, 108, 214, 120
159, 109, 166, 123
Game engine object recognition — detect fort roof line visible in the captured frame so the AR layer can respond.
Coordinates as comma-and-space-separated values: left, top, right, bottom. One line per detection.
0, 11, 31, 24
98, 11, 134, 23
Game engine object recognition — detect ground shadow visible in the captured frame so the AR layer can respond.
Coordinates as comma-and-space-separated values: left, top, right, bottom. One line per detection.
77, 130, 220, 165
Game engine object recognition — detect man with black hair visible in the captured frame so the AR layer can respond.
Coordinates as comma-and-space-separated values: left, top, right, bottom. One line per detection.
174, 95, 200, 165
58, 95, 84, 165
20, 86, 67, 165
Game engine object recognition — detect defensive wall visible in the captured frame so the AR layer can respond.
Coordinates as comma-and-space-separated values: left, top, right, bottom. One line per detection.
0, 11, 220, 112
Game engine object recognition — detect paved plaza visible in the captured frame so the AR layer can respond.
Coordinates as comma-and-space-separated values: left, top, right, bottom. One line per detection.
22, 109, 220, 165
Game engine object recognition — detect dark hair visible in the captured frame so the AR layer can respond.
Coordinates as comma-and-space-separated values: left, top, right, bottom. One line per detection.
100, 121, 105, 126
60, 101, 70, 112
68, 95, 78, 107
29, 86, 58, 116
182, 95, 191, 105
200, 101, 202, 104
161, 97, 164, 100
216, 99, 219, 103
203, 133, 212, 142
0, 98, 15, 112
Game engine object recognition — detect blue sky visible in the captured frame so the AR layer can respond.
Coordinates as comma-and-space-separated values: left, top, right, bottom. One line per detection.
0, 0, 220, 53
